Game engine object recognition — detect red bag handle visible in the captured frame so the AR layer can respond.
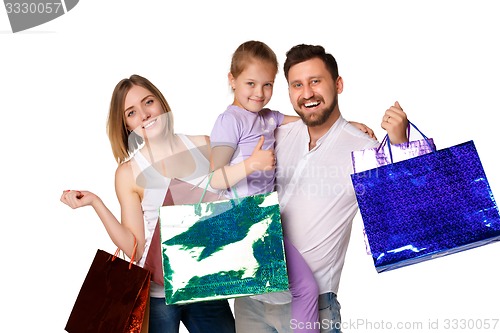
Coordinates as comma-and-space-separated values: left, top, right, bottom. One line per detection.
111, 236, 138, 270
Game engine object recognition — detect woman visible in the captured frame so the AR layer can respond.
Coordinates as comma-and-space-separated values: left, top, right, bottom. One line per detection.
60, 74, 236, 333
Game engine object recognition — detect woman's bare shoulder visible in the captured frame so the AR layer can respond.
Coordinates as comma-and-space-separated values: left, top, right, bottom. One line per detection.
183, 134, 211, 160
184, 134, 210, 147
115, 160, 138, 188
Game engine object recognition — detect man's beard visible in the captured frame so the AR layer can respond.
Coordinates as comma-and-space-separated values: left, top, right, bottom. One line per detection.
296, 95, 338, 127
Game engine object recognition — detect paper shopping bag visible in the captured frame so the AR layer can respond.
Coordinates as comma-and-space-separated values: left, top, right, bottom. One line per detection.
351, 140, 500, 273
144, 178, 222, 286
352, 121, 437, 255
159, 190, 289, 304
65, 247, 150, 333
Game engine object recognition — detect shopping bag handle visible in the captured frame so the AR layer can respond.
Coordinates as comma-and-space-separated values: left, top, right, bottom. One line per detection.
378, 120, 436, 164
199, 171, 240, 204
111, 237, 137, 270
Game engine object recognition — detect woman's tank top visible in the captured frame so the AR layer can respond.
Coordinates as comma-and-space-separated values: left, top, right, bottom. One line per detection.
131, 134, 216, 297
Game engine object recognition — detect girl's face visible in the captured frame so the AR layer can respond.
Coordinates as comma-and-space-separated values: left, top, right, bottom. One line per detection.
123, 85, 165, 138
229, 60, 276, 112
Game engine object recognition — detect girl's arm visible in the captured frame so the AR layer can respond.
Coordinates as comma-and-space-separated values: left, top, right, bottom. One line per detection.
281, 114, 376, 139
282, 115, 300, 125
210, 136, 274, 190
349, 121, 377, 140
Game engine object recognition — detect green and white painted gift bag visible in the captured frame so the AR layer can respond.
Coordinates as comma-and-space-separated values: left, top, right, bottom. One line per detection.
159, 191, 289, 304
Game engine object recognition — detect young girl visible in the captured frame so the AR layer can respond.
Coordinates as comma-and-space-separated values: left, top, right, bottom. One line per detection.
60, 75, 235, 333
210, 40, 320, 332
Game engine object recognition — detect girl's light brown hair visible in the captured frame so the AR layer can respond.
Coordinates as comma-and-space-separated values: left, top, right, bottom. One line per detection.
106, 74, 173, 163
230, 40, 278, 79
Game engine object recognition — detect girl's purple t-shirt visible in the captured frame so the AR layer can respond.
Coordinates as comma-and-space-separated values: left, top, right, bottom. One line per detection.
210, 105, 285, 197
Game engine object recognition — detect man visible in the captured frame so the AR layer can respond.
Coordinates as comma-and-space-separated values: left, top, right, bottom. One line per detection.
234, 44, 407, 332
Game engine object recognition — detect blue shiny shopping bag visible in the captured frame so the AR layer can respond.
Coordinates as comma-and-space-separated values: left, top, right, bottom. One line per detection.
351, 138, 500, 273
159, 188, 289, 304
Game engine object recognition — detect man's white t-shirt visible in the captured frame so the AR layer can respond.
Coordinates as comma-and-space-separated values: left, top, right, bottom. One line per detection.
253, 116, 378, 304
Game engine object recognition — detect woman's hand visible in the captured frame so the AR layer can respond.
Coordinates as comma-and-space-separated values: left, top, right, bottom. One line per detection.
60, 190, 99, 209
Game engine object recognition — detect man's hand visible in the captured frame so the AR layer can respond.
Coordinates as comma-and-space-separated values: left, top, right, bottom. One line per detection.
381, 101, 409, 144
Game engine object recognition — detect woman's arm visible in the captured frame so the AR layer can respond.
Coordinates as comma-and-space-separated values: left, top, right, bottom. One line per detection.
60, 162, 146, 261
114, 163, 146, 260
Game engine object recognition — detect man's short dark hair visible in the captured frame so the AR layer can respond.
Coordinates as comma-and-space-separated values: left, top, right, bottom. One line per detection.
283, 44, 339, 82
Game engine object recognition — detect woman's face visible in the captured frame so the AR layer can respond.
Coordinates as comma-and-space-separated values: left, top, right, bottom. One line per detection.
123, 85, 165, 138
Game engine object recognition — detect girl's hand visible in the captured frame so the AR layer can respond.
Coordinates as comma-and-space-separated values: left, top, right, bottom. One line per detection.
246, 136, 275, 172
350, 121, 377, 140
60, 190, 99, 209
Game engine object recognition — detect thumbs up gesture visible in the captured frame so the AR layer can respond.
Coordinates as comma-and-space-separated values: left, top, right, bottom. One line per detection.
245, 136, 276, 173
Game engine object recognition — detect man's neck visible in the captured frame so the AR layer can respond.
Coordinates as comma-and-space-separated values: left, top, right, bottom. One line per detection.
307, 110, 341, 150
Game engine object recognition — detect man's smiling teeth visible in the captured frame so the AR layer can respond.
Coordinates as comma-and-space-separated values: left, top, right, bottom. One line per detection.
143, 119, 157, 129
305, 101, 320, 108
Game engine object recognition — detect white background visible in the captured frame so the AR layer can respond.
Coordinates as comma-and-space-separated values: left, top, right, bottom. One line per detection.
1, 1, 499, 332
